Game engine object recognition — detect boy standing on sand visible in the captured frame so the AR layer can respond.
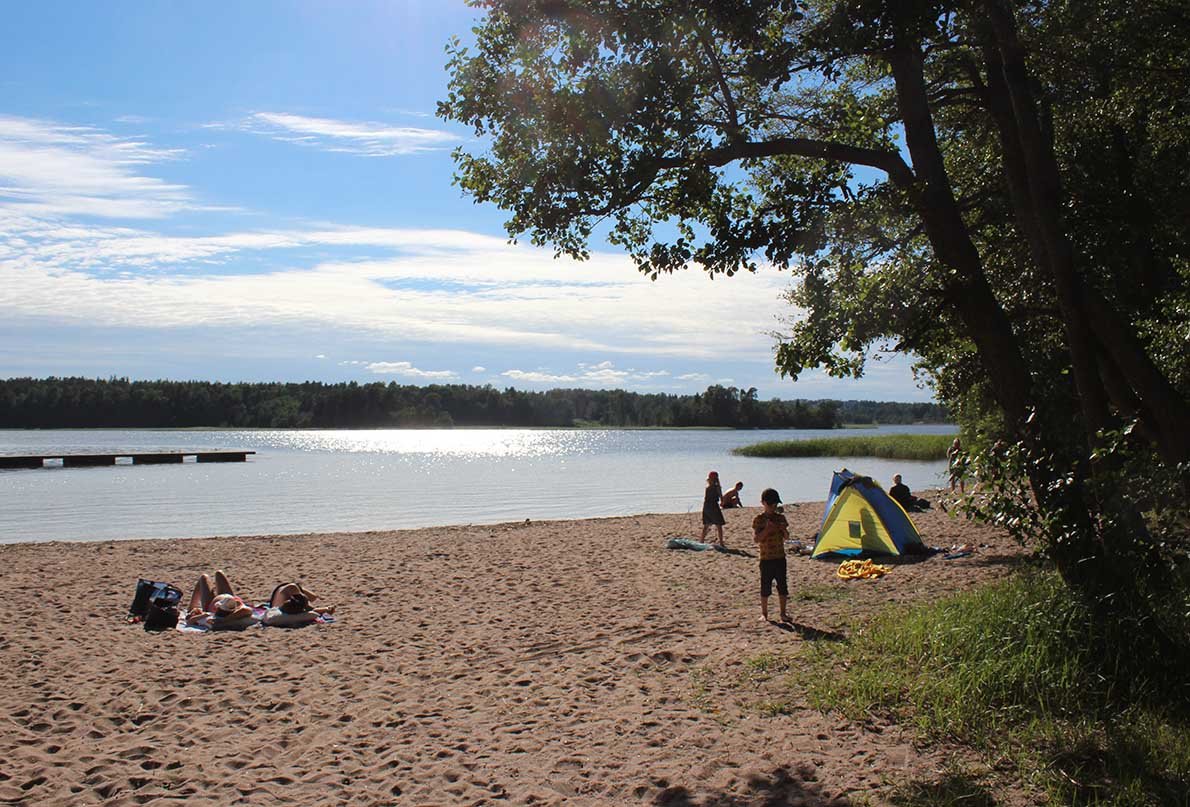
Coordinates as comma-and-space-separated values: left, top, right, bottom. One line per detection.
753, 488, 790, 622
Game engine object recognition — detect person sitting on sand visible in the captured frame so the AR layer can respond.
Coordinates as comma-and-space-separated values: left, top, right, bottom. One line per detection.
753, 488, 791, 623
700, 471, 726, 546
720, 481, 744, 509
889, 474, 929, 512
186, 570, 254, 625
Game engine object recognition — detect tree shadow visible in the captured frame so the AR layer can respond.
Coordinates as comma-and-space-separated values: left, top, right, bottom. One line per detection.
649, 764, 848, 806
768, 620, 848, 642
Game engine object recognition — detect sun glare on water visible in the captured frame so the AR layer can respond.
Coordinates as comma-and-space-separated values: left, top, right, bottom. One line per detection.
253, 428, 604, 459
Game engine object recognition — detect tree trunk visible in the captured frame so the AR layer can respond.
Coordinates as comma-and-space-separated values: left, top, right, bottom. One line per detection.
886, 45, 1034, 427
885, 40, 1123, 595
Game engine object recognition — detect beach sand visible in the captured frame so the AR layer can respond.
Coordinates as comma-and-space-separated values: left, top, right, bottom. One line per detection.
1, 493, 1025, 806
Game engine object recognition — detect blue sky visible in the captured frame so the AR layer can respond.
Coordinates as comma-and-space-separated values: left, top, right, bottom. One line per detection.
0, 0, 931, 401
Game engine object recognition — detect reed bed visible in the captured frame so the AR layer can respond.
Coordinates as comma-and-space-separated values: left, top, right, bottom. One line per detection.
733, 433, 952, 460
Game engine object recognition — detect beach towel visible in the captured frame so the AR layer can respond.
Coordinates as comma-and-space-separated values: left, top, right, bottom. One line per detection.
262, 607, 336, 628
177, 605, 335, 632
666, 537, 713, 551
176, 605, 266, 633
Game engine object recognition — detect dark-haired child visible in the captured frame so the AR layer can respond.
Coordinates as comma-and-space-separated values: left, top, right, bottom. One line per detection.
752, 488, 790, 622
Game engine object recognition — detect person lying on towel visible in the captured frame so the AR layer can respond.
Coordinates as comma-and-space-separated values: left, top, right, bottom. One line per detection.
262, 582, 335, 627
185, 570, 255, 627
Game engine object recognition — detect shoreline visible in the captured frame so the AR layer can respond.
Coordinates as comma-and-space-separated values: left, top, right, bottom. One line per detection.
2, 497, 1025, 805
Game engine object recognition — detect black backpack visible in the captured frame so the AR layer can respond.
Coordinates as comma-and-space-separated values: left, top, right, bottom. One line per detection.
129, 580, 182, 618
143, 596, 180, 631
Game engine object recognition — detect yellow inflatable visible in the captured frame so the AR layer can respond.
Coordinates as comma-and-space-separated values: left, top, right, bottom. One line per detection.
836, 559, 892, 580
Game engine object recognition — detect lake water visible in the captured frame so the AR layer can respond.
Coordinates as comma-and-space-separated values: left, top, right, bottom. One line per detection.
0, 426, 956, 544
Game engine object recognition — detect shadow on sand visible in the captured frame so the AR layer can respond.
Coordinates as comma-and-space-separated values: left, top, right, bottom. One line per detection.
650, 764, 845, 806
650, 764, 1001, 806
768, 620, 848, 642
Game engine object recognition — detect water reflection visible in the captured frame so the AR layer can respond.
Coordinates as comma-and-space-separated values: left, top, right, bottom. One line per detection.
0, 426, 956, 543
253, 428, 607, 458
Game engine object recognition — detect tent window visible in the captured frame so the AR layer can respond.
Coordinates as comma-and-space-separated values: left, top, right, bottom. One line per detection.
848, 521, 861, 538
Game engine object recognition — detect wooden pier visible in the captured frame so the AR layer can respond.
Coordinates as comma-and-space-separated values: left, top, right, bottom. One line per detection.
0, 450, 255, 470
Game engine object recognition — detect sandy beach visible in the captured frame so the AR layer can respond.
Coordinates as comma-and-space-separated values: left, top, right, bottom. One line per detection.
1, 493, 1024, 806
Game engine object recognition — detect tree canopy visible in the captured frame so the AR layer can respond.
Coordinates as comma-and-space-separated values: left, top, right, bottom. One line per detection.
440, 0, 1190, 647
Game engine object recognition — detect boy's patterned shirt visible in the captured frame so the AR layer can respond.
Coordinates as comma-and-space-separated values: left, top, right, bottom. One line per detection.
752, 512, 788, 560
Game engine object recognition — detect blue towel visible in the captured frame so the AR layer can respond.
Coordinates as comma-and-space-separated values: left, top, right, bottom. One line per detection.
666, 537, 713, 551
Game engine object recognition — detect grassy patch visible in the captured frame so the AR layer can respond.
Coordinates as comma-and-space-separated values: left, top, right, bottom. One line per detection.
733, 433, 953, 460
688, 665, 717, 713
791, 584, 850, 603
788, 572, 1190, 805
743, 651, 795, 676
755, 698, 798, 717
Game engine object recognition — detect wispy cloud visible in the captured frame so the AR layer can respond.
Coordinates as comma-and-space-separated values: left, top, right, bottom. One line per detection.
0, 115, 189, 218
244, 112, 460, 157
366, 361, 457, 380
1, 217, 794, 359
500, 362, 674, 387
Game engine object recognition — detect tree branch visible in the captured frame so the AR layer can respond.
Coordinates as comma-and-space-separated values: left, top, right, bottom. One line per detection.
653, 137, 916, 186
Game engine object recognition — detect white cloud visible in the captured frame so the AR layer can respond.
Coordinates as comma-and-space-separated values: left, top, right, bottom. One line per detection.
315, 354, 326, 359
471, 366, 486, 373
500, 362, 681, 388
1, 207, 796, 361
366, 361, 458, 380
244, 112, 461, 157
0, 115, 190, 218
502, 369, 578, 384
677, 373, 711, 382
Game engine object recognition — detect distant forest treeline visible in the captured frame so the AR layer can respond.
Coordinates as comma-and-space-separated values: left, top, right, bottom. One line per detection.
0, 378, 948, 429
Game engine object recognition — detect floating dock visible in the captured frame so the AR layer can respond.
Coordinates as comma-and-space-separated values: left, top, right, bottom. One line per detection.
0, 450, 255, 470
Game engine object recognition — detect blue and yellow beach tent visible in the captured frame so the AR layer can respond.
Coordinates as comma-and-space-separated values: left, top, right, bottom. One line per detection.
812, 469, 924, 558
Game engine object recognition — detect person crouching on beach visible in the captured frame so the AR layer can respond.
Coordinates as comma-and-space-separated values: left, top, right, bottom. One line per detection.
753, 488, 791, 623
720, 481, 744, 509
700, 471, 726, 546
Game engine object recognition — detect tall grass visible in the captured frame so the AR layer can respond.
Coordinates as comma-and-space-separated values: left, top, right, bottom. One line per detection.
792, 572, 1190, 805
733, 433, 952, 460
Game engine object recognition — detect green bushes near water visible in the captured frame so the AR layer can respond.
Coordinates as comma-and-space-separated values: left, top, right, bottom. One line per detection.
787, 572, 1190, 804
733, 433, 953, 461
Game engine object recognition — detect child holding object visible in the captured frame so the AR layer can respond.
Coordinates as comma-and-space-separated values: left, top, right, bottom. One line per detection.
753, 488, 791, 622
700, 471, 726, 546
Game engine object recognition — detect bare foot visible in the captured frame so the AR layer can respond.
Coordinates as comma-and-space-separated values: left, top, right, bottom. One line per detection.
779, 614, 792, 623
758, 614, 770, 622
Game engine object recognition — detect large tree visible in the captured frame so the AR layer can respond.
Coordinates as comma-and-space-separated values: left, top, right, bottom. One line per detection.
440, 0, 1189, 642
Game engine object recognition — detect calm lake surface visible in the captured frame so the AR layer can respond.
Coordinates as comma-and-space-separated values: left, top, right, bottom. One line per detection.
0, 426, 956, 544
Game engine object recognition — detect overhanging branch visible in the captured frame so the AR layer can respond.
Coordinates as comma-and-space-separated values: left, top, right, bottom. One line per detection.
653, 137, 916, 187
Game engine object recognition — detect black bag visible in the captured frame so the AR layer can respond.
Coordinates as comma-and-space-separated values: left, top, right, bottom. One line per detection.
143, 596, 180, 631
130, 579, 183, 618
